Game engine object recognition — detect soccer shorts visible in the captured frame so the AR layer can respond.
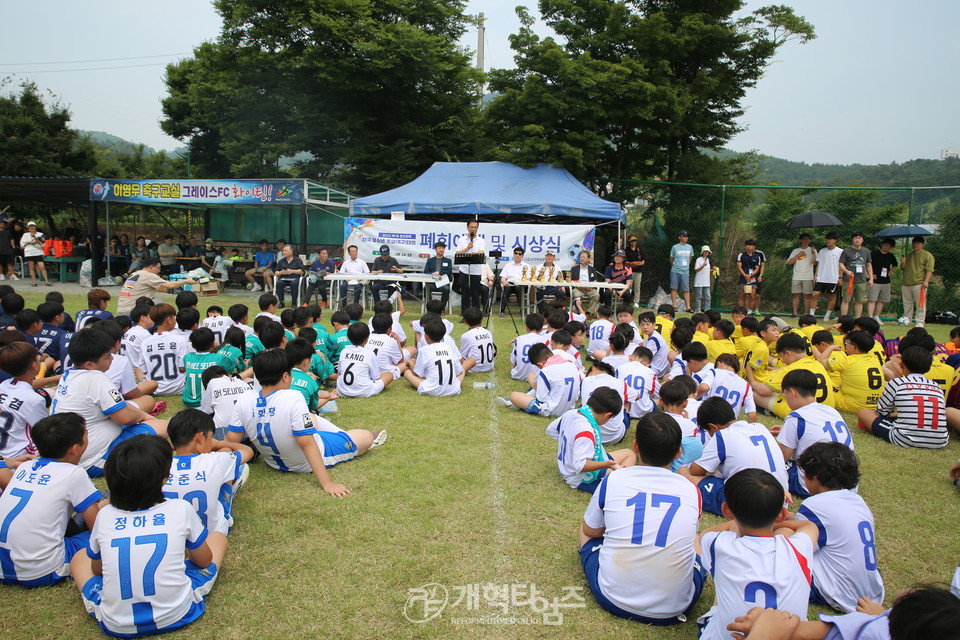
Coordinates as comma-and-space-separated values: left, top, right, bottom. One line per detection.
0, 531, 90, 588
869, 416, 896, 443
579, 539, 706, 624
786, 462, 810, 499
698, 476, 726, 515
88, 423, 157, 478
81, 560, 218, 637
524, 399, 544, 415
315, 430, 358, 468
814, 282, 838, 294
771, 394, 792, 420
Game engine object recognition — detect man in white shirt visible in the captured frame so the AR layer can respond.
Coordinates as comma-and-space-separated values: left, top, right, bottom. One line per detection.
499, 247, 530, 318
337, 244, 370, 307
454, 220, 485, 310
811, 231, 843, 322
787, 233, 817, 316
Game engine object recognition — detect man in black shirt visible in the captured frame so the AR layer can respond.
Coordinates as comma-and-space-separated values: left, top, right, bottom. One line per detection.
868, 237, 898, 322
371, 244, 404, 302
274, 244, 305, 308
0, 218, 15, 280
424, 241, 454, 308
624, 235, 645, 307
200, 238, 220, 273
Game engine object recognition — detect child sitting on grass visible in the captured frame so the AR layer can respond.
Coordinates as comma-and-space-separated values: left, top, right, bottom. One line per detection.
200, 366, 252, 440
71, 434, 228, 637
403, 319, 467, 397
0, 413, 104, 587
182, 328, 237, 409
337, 322, 395, 398
497, 342, 581, 417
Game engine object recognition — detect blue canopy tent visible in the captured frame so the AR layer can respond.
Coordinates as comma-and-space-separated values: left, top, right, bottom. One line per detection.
349, 161, 624, 226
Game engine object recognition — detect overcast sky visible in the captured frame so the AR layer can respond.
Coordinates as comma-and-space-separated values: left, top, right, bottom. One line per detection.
1, 0, 957, 167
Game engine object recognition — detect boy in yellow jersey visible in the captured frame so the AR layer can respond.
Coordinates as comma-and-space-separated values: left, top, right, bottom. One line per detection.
830, 315, 855, 346
826, 330, 885, 413
883, 330, 954, 394
744, 318, 779, 386
690, 313, 713, 345
654, 304, 675, 347
729, 306, 748, 342
705, 319, 737, 363
796, 314, 821, 343
812, 329, 845, 389
735, 316, 764, 375
752, 333, 837, 419
852, 316, 886, 365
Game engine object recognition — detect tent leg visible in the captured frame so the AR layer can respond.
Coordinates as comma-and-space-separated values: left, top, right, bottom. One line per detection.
300, 204, 308, 255
89, 201, 103, 285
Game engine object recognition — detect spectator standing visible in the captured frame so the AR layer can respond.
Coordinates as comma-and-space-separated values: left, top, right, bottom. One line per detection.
811, 231, 843, 322
669, 231, 694, 311
838, 231, 873, 317
787, 233, 817, 317
0, 217, 16, 280
693, 245, 712, 312
20, 221, 50, 287
624, 235, 645, 308
736, 240, 763, 313
454, 220, 485, 310
868, 237, 897, 324
899, 235, 935, 327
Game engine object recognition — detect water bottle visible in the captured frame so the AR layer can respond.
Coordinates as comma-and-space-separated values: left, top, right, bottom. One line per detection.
180, 264, 185, 274
473, 381, 496, 389
319, 400, 339, 414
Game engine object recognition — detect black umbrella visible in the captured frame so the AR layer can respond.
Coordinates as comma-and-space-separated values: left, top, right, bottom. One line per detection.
784, 211, 844, 229
872, 224, 932, 239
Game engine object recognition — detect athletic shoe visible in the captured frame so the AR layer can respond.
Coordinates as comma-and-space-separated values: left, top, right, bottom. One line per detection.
499, 312, 505, 319
148, 400, 167, 416
495, 397, 514, 408
823, 312, 831, 323
633, 303, 640, 309
916, 322, 925, 328
9, 274, 17, 280
277, 302, 286, 309
0, 275, 5, 281
233, 464, 250, 493
370, 430, 389, 450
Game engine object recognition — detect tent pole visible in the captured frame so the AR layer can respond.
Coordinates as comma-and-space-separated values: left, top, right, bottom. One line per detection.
300, 203, 308, 255
89, 200, 102, 285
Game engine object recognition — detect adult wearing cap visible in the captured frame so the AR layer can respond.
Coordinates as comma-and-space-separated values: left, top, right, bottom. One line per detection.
498, 246, 529, 318
454, 220, 486, 310
371, 244, 404, 302
424, 241, 454, 309
669, 231, 694, 311
535, 249, 566, 304
602, 249, 633, 307
868, 237, 897, 323
570, 250, 604, 316
200, 238, 219, 273
693, 245, 713, 312
19, 221, 50, 286
899, 235, 935, 327
274, 244, 305, 308
624, 235, 645, 307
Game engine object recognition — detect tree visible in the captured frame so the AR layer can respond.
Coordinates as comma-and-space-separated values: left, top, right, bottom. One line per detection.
161, 0, 484, 194
483, 1, 814, 202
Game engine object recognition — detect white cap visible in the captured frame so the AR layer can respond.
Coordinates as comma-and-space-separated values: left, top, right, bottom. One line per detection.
701, 245, 711, 253
26, 221, 37, 227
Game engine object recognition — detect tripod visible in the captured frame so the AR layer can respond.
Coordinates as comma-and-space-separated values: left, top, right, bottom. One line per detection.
484, 259, 520, 335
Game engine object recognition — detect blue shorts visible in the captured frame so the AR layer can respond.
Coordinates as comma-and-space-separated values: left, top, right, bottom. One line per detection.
88, 423, 157, 478
808, 579, 831, 606
316, 430, 358, 468
870, 417, 895, 443
786, 462, 810, 499
82, 560, 218, 638
524, 399, 543, 415
670, 271, 690, 292
579, 538, 706, 624
698, 476, 726, 515
0, 531, 90, 587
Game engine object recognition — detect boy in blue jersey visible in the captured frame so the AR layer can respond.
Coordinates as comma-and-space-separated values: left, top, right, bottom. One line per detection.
71, 434, 227, 637
0, 413, 104, 587
164, 409, 254, 536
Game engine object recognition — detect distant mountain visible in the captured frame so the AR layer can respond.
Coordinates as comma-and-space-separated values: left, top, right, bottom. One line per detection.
751, 154, 960, 188
78, 130, 187, 157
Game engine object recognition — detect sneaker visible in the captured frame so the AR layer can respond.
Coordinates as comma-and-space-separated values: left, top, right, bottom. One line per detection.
9, 274, 17, 280
253, 284, 263, 292
370, 430, 389, 450
498, 312, 505, 319
0, 274, 5, 281
277, 302, 286, 309
823, 312, 831, 323
233, 464, 250, 494
916, 322, 925, 328
495, 396, 513, 408
633, 303, 640, 309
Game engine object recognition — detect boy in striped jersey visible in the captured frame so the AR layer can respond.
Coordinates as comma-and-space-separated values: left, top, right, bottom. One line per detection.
858, 346, 956, 449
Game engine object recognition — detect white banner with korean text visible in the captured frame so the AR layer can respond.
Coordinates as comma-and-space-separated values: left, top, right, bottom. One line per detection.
344, 218, 596, 269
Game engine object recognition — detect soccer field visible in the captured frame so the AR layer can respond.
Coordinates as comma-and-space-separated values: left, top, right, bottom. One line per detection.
3, 289, 959, 639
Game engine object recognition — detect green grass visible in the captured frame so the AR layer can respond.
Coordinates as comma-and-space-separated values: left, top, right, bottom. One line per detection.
3, 288, 960, 639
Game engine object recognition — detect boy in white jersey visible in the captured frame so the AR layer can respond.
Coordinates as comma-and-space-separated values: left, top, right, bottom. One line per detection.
337, 322, 395, 398
771, 369, 853, 498
0, 413, 104, 587
226, 303, 254, 337
140, 303, 189, 395
658, 379, 704, 472
71, 435, 227, 637
90, 320, 160, 414
51, 329, 167, 477
615, 305, 642, 348
616, 346, 657, 421
226, 349, 386, 497
639, 311, 669, 377
695, 468, 818, 640
510, 313, 548, 381
369, 298, 408, 347
795, 442, 884, 613
671, 341, 712, 383
459, 307, 495, 373
411, 311, 457, 353
165, 409, 254, 536
548, 387, 635, 492
255, 292, 281, 322
588, 305, 615, 360
121, 304, 154, 375
404, 319, 467, 397
578, 362, 629, 443
367, 312, 408, 379
200, 366, 252, 440
498, 342, 582, 417
580, 411, 704, 623
0, 341, 48, 458
201, 306, 231, 343
562, 320, 586, 373
678, 397, 788, 515
696, 353, 758, 422
858, 346, 953, 449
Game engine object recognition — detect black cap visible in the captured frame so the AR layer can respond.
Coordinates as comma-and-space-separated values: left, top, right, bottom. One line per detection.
678, 230, 689, 237
379, 244, 390, 255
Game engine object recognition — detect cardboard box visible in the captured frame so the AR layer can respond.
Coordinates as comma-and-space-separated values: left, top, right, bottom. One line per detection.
198, 280, 223, 296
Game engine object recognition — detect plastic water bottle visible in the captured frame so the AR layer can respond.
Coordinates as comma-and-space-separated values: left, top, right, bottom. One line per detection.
473, 381, 496, 389
180, 265, 185, 274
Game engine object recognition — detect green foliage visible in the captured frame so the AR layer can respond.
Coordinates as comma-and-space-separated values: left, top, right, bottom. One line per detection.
484, 0, 814, 202
161, 0, 484, 194
928, 204, 960, 293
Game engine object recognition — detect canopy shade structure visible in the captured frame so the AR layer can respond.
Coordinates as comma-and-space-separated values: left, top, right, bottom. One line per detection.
349, 162, 624, 224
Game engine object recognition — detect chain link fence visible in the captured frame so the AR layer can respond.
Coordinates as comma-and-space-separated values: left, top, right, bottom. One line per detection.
613, 180, 960, 317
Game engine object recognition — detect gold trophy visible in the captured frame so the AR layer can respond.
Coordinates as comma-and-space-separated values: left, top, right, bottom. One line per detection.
563, 270, 571, 283
521, 265, 528, 281
538, 266, 547, 282
548, 265, 555, 282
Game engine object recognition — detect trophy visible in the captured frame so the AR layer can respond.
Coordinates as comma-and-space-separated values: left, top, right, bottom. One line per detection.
521, 265, 528, 281
538, 266, 547, 282
548, 265, 555, 282
563, 270, 571, 283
